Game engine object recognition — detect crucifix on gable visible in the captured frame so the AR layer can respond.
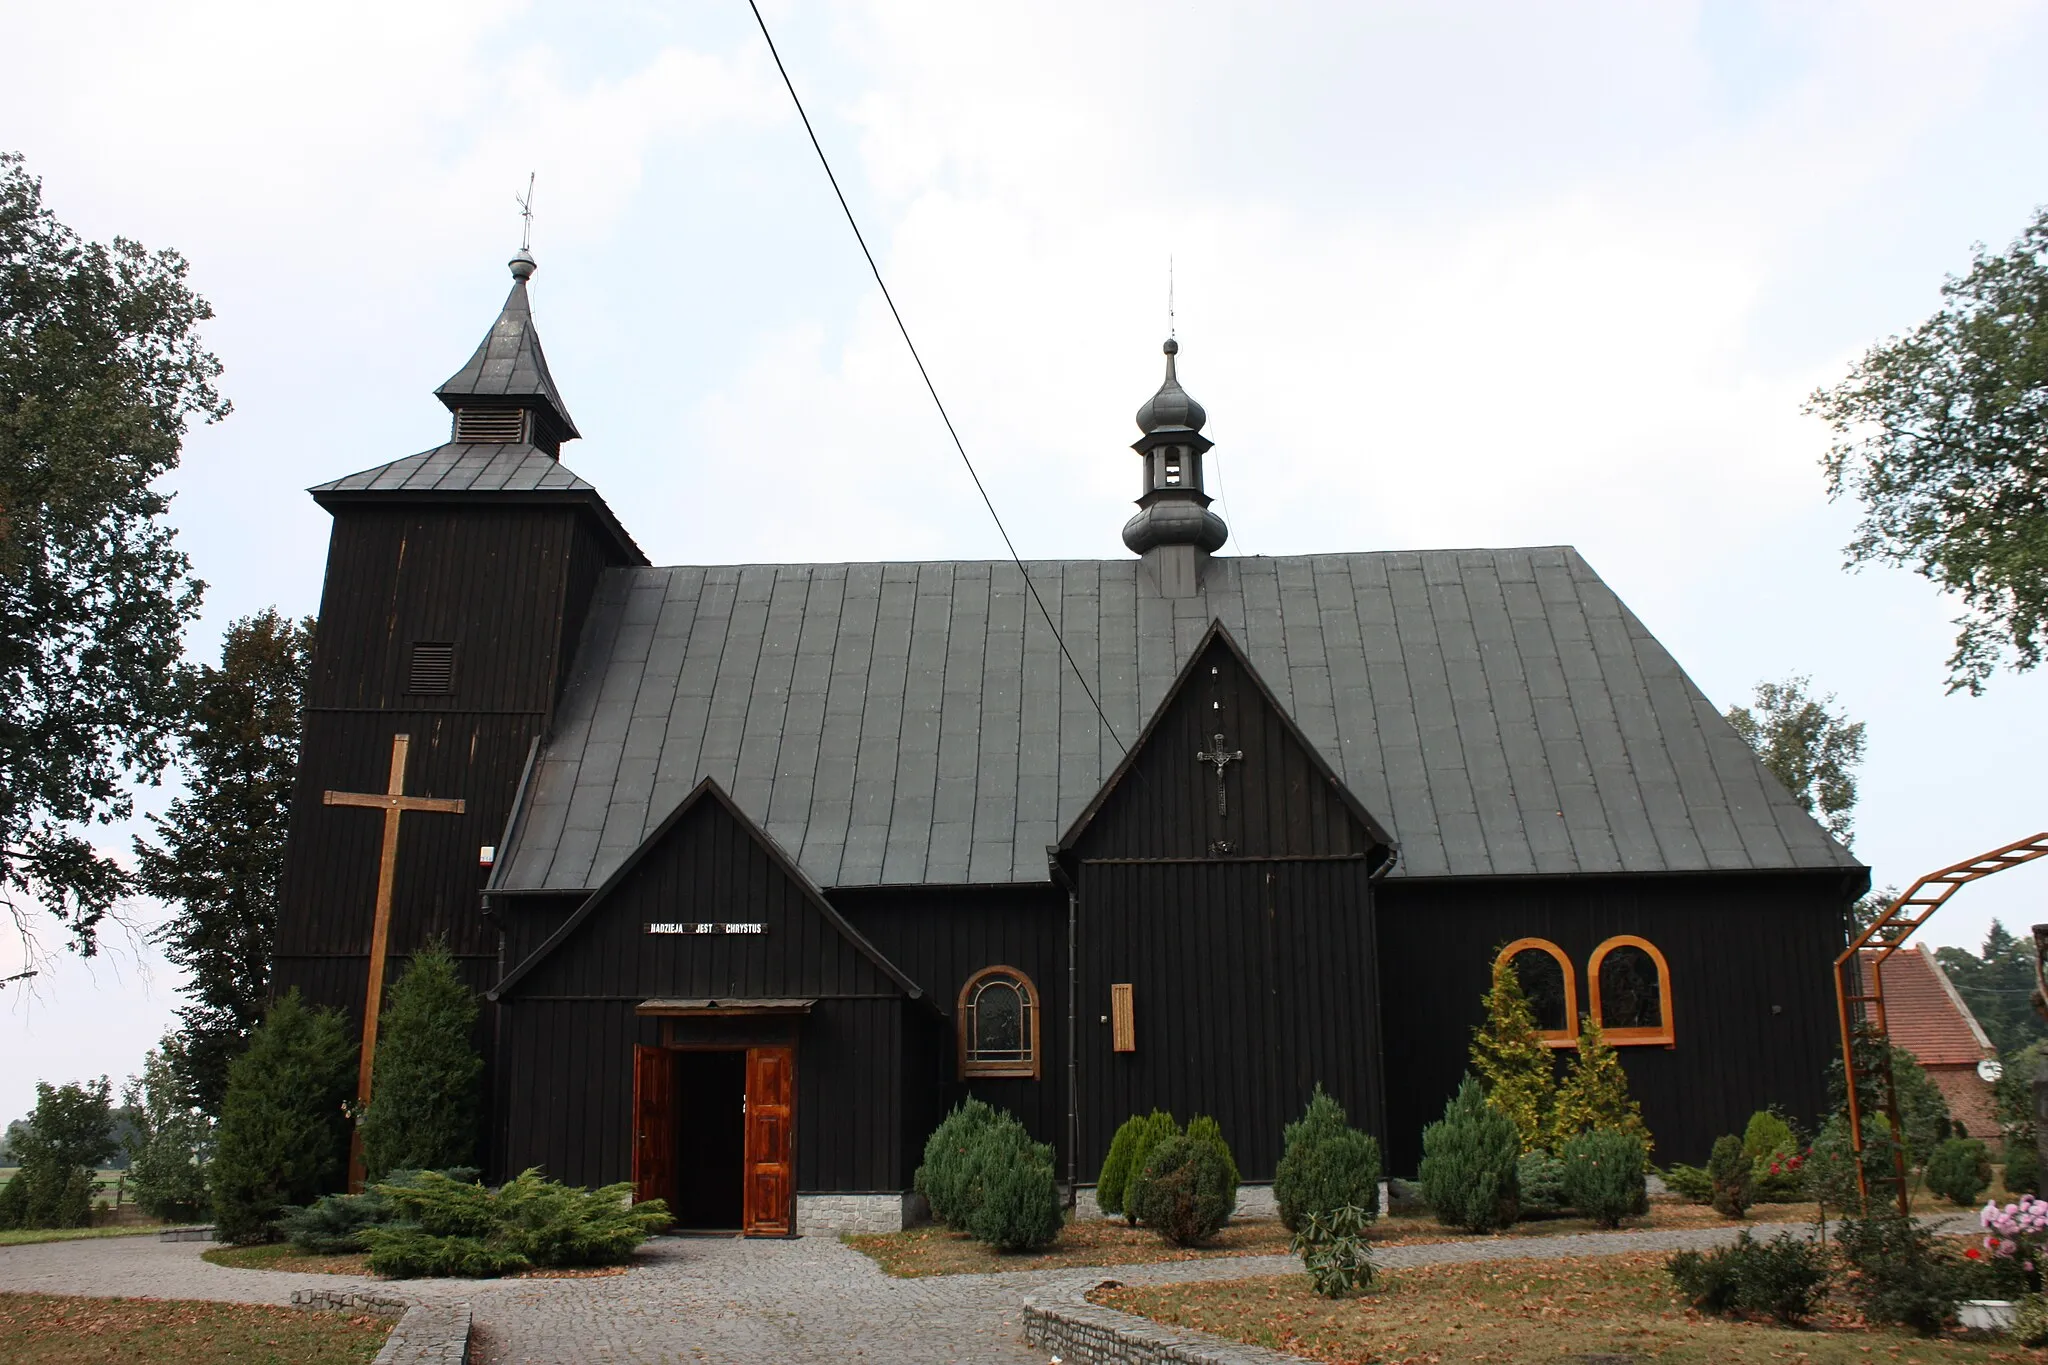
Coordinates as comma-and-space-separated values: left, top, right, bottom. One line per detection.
324, 733, 465, 1187
1195, 732, 1244, 817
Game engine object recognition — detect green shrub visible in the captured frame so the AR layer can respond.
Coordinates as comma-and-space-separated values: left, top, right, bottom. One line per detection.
1752, 1147, 1806, 1203
359, 1169, 668, 1278
1129, 1136, 1234, 1246
2008, 1139, 2042, 1197
54, 1168, 93, 1229
1668, 1231, 1830, 1323
1121, 1112, 1181, 1226
2013, 1292, 2048, 1348
1742, 1111, 1795, 1165
1419, 1076, 1519, 1233
0, 1171, 26, 1230
124, 1038, 213, 1223
279, 1169, 475, 1253
1185, 1115, 1241, 1195
209, 991, 358, 1244
6, 1079, 118, 1230
1291, 1203, 1376, 1299
962, 1124, 1062, 1253
1707, 1134, 1753, 1219
1516, 1151, 1569, 1217
914, 1099, 1000, 1229
358, 943, 483, 1182
1096, 1115, 1145, 1218
1836, 1211, 1959, 1336
1276, 1087, 1381, 1232
1561, 1129, 1647, 1229
1660, 1163, 1713, 1204
1926, 1137, 1992, 1207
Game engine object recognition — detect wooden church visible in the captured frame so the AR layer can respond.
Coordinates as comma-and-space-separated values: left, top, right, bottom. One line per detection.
274, 250, 1870, 1235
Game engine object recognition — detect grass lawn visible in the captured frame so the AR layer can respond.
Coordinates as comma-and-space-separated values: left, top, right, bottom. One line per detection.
1095, 1251, 2039, 1364
0, 1292, 389, 1365
847, 1196, 1880, 1278
0, 1227, 164, 1249
202, 1242, 633, 1280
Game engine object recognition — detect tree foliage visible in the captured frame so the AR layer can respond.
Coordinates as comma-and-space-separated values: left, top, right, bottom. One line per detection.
135, 610, 312, 1114
1469, 950, 1556, 1152
0, 1077, 115, 1229
1935, 920, 2048, 1056
209, 991, 357, 1243
1549, 1015, 1650, 1154
358, 941, 483, 1181
1809, 204, 2048, 694
1419, 1075, 1520, 1232
1723, 677, 1867, 844
0, 151, 227, 952
122, 1035, 213, 1221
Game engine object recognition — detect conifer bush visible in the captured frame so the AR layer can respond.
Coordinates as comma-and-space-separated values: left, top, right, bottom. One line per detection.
1742, 1111, 1795, 1165
1708, 1134, 1754, 1219
2008, 1139, 2042, 1197
915, 1099, 999, 1229
1096, 1115, 1146, 1217
1516, 1150, 1569, 1217
208, 991, 358, 1243
1120, 1111, 1182, 1226
1659, 1162, 1714, 1204
1418, 1076, 1519, 1232
360, 1169, 669, 1278
960, 1115, 1062, 1252
358, 943, 483, 1182
1926, 1137, 1992, 1207
278, 1169, 478, 1253
1129, 1135, 1234, 1245
1548, 1016, 1650, 1154
1275, 1087, 1381, 1232
1470, 952, 1556, 1152
1561, 1128, 1647, 1228
1185, 1115, 1241, 1195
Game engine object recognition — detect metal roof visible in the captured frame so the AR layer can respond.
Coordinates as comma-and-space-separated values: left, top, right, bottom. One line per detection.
309, 442, 594, 496
493, 547, 1862, 893
435, 275, 580, 439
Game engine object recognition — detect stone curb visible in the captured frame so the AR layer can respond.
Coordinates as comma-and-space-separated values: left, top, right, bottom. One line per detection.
291, 1290, 472, 1365
1023, 1277, 1297, 1365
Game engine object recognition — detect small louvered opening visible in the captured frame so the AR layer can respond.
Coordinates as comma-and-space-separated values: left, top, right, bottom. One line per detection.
453, 407, 528, 443
408, 642, 456, 695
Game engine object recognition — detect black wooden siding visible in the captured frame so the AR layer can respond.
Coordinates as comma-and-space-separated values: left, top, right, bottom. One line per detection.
493, 791, 920, 1192
836, 886, 1068, 1163
1376, 871, 1855, 1172
1067, 634, 1379, 862
1075, 858, 1383, 1181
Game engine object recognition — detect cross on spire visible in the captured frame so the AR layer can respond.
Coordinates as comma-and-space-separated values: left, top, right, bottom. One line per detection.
1195, 732, 1244, 817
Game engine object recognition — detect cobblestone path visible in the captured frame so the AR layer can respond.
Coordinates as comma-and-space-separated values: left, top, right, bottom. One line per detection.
0, 1214, 1977, 1364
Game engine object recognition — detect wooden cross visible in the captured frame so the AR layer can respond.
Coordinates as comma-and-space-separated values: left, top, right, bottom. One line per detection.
1195, 733, 1244, 817
324, 733, 464, 1185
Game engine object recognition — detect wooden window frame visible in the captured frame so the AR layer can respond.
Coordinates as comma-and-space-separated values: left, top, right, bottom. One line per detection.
1589, 934, 1675, 1047
958, 965, 1040, 1080
1496, 938, 1579, 1049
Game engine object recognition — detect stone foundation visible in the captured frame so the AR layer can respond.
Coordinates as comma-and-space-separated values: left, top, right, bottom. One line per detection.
794, 1192, 929, 1234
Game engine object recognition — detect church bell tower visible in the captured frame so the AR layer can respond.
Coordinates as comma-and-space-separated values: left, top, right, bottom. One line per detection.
1123, 338, 1227, 595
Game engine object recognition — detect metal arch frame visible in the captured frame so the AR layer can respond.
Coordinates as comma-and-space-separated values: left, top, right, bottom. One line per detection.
1833, 832, 2048, 1215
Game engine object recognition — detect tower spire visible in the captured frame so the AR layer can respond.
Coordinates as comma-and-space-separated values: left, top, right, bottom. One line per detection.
1123, 337, 1227, 595
435, 209, 577, 456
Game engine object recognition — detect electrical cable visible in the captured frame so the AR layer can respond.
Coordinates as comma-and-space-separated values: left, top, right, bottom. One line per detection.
744, 0, 1126, 756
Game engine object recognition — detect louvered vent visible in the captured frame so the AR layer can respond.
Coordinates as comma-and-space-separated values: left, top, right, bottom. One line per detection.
408, 642, 456, 695
453, 407, 527, 442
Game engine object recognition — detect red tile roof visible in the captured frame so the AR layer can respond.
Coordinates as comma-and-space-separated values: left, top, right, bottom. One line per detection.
1860, 945, 1995, 1067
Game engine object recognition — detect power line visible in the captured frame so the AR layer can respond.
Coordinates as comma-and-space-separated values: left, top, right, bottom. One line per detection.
744, 0, 1125, 757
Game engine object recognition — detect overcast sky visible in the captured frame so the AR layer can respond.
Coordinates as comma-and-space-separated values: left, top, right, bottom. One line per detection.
5, 0, 2048, 1122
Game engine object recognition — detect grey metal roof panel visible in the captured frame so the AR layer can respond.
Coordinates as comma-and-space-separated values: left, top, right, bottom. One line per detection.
495, 548, 1864, 892
310, 442, 597, 496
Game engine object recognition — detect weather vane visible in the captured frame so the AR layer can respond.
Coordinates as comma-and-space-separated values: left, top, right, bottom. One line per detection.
516, 173, 536, 253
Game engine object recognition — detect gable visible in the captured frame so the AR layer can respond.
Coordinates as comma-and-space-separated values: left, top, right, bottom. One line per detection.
1060, 624, 1394, 863
491, 778, 919, 1003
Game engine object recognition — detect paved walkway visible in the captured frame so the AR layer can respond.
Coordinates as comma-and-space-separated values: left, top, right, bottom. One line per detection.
0, 1215, 1978, 1364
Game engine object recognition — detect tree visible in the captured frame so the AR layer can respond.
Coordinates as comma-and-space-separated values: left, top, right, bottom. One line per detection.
0, 152, 227, 953
209, 991, 357, 1243
1549, 1015, 1651, 1154
1809, 205, 2048, 695
1469, 951, 1557, 1152
1724, 677, 1866, 844
122, 1035, 213, 1221
6, 1078, 116, 1228
358, 942, 483, 1180
1935, 920, 2048, 1056
135, 610, 313, 1113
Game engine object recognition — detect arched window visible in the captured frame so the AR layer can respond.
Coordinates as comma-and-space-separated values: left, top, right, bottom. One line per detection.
1589, 936, 1674, 1046
1495, 939, 1579, 1049
958, 966, 1040, 1079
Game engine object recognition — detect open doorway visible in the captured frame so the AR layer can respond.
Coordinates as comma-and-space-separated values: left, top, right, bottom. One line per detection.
672, 1050, 746, 1230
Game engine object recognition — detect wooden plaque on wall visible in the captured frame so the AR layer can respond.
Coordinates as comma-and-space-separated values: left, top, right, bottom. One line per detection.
1110, 983, 1135, 1053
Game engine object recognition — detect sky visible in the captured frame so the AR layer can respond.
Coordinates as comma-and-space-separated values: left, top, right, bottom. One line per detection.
4, 0, 2048, 1122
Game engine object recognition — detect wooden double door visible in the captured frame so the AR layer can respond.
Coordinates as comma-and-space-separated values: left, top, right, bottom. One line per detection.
633, 1044, 794, 1236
